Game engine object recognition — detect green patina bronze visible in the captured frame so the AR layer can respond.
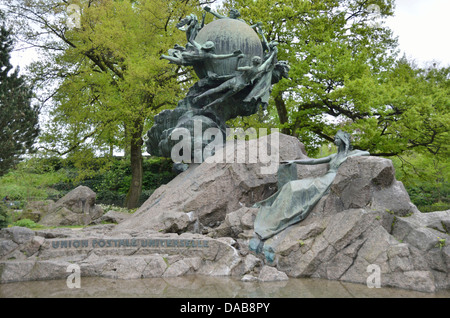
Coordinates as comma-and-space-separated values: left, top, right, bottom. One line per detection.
147, 7, 289, 168
193, 18, 264, 78
250, 131, 370, 262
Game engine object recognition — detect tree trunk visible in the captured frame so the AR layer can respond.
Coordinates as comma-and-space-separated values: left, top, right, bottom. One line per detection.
125, 121, 144, 209
123, 124, 131, 158
274, 91, 292, 135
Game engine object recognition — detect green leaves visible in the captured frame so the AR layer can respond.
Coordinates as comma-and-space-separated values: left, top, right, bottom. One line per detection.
222, 0, 448, 162
0, 22, 39, 176
9, 0, 202, 156
7, 0, 208, 207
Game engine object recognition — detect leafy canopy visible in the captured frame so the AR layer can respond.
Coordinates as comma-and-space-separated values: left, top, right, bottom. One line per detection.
6, 0, 207, 208
0, 16, 39, 176
222, 0, 448, 161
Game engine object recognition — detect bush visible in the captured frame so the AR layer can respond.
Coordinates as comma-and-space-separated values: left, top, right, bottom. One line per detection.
0, 165, 68, 201
96, 190, 126, 206
76, 156, 176, 206
0, 155, 177, 209
12, 218, 42, 229
0, 204, 9, 229
405, 182, 450, 212
391, 153, 449, 212
418, 202, 450, 213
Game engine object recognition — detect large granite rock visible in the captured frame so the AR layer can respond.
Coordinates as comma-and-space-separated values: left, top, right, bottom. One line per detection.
114, 133, 311, 235
40, 186, 104, 226
115, 133, 417, 237
0, 226, 248, 283
19, 200, 56, 223
266, 208, 449, 293
1, 133, 448, 294
111, 132, 449, 292
307, 156, 417, 218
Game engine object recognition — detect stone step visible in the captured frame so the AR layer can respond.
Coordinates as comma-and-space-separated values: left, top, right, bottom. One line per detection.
0, 233, 248, 283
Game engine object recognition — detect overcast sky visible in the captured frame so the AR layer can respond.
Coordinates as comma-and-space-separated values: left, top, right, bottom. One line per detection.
385, 0, 450, 67
7, 0, 450, 70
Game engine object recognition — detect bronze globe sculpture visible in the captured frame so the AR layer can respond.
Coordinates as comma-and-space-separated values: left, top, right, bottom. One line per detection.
193, 18, 264, 78
148, 8, 289, 168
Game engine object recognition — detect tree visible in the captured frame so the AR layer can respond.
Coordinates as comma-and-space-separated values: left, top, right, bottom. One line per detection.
222, 0, 447, 160
346, 58, 449, 159
0, 203, 8, 228
0, 16, 39, 176
222, 0, 394, 143
392, 150, 449, 210
6, 0, 210, 208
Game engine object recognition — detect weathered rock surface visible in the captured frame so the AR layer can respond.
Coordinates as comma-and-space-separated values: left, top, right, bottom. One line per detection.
20, 200, 56, 222
93, 210, 132, 225
0, 227, 245, 283
258, 265, 289, 282
40, 186, 104, 226
1, 133, 448, 294
306, 156, 417, 219
265, 208, 449, 293
113, 133, 311, 235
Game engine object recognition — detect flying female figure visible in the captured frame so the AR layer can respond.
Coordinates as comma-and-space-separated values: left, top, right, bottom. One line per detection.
249, 131, 370, 261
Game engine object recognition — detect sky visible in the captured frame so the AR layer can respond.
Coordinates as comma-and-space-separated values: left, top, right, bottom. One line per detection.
6, 0, 450, 70
384, 0, 450, 67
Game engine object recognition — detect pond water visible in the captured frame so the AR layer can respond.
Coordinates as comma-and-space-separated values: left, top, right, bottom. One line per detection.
1, 275, 449, 298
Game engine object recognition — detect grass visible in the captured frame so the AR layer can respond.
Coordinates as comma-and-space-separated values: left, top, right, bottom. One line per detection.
0, 169, 67, 201
11, 218, 43, 229
436, 237, 447, 250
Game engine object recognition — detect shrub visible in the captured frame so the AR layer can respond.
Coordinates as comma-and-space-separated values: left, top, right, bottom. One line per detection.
0, 204, 9, 229
0, 167, 68, 201
0, 155, 177, 209
12, 218, 41, 229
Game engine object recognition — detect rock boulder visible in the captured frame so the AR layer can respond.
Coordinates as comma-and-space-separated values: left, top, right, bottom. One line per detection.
113, 133, 311, 235
40, 186, 104, 226
1, 133, 448, 294
265, 208, 450, 293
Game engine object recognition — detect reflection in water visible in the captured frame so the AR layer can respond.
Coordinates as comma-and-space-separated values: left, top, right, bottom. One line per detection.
1, 276, 449, 298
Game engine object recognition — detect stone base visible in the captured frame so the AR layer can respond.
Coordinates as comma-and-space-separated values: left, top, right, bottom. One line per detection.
0, 225, 286, 284
1, 134, 449, 293
263, 208, 450, 293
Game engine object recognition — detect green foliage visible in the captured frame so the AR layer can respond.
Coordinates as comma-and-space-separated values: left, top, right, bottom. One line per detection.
0, 160, 67, 201
391, 151, 449, 212
15, 0, 197, 154
436, 237, 446, 250
0, 203, 9, 229
347, 59, 449, 159
0, 21, 39, 176
222, 0, 448, 161
223, 0, 396, 143
0, 155, 176, 207
12, 218, 42, 229
78, 156, 176, 206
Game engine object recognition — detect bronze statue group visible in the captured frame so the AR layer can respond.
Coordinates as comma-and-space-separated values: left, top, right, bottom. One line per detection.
161, 6, 282, 111
159, 7, 369, 262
